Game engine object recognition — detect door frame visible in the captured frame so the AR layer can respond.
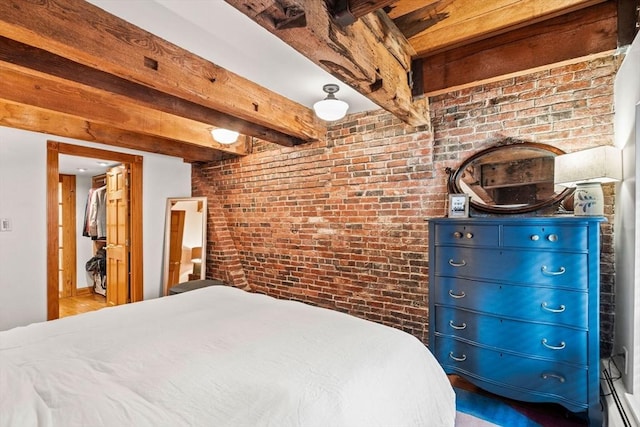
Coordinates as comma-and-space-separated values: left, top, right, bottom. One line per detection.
58, 174, 77, 298
47, 141, 144, 320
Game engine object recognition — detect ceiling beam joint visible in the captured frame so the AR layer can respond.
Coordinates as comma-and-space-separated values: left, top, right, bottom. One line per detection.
333, 0, 357, 27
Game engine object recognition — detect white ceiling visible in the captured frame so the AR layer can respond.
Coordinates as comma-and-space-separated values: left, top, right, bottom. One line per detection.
58, 154, 120, 176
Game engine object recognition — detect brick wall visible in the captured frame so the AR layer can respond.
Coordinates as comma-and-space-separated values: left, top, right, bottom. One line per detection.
194, 115, 437, 343
194, 52, 621, 355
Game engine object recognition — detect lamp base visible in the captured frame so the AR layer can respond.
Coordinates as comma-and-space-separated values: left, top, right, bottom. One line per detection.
573, 182, 604, 216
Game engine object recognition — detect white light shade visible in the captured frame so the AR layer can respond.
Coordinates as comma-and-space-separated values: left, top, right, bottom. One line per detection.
211, 128, 239, 144
313, 83, 349, 121
554, 145, 622, 216
313, 98, 349, 121
554, 145, 622, 187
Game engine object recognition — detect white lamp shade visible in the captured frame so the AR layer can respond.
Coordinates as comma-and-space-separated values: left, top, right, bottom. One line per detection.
211, 128, 239, 144
554, 145, 622, 187
313, 98, 349, 121
554, 145, 622, 217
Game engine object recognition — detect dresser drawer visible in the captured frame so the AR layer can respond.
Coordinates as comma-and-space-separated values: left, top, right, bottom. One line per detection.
434, 337, 588, 407
503, 224, 587, 251
433, 223, 499, 247
432, 277, 588, 328
434, 307, 587, 364
434, 247, 588, 289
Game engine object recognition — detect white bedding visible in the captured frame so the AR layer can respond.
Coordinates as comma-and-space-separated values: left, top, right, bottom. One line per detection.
0, 286, 455, 427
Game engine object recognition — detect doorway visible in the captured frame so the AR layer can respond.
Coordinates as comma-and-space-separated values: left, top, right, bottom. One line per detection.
47, 141, 144, 320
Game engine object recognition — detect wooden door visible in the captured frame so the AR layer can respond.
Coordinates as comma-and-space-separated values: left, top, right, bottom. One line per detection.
105, 165, 130, 306
58, 174, 76, 298
166, 210, 186, 293
47, 142, 144, 320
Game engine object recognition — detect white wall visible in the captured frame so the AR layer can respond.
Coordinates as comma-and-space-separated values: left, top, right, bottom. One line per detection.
613, 32, 639, 405
0, 126, 192, 331
0, 130, 48, 330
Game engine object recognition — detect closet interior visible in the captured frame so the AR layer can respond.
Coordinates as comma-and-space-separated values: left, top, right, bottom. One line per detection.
58, 156, 124, 318
84, 173, 107, 297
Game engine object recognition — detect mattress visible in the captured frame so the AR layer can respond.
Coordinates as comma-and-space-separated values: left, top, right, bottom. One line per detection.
0, 285, 455, 427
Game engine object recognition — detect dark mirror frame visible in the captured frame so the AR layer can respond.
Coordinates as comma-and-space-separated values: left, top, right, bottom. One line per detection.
447, 141, 574, 214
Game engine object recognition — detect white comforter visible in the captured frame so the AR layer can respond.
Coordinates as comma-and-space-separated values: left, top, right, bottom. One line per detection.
0, 286, 455, 427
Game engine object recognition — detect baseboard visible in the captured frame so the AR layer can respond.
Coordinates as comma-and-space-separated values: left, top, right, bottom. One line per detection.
76, 287, 93, 296
623, 393, 640, 426
601, 357, 638, 427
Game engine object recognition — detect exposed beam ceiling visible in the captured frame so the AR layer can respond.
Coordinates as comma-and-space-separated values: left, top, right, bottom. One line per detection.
0, 0, 326, 151
0, 0, 635, 162
226, 0, 430, 126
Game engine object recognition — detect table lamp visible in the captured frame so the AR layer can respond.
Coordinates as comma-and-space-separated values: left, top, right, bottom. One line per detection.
554, 146, 622, 216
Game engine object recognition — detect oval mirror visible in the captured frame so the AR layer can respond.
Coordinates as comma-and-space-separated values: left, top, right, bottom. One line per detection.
162, 197, 207, 296
447, 141, 573, 214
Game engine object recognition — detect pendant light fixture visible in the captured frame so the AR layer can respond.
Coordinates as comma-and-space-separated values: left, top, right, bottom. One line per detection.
211, 128, 239, 144
313, 84, 349, 121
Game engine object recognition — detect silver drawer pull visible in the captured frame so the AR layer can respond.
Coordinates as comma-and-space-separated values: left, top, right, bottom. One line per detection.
448, 259, 467, 267
449, 352, 467, 362
541, 372, 566, 383
448, 290, 466, 299
465, 232, 473, 239
541, 302, 566, 313
530, 234, 540, 241
449, 320, 467, 330
547, 234, 559, 242
453, 231, 463, 239
542, 338, 566, 350
541, 265, 566, 276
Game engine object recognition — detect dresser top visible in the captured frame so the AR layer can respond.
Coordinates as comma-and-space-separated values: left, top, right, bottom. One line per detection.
427, 216, 606, 225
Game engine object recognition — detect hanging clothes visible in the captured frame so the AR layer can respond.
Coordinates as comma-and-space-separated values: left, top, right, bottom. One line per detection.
86, 185, 107, 240
82, 187, 96, 238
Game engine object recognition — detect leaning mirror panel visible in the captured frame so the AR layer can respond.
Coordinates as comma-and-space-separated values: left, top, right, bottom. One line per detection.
447, 141, 573, 214
162, 197, 207, 296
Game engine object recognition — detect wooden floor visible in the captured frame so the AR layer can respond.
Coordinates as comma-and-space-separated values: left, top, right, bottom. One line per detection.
59, 292, 108, 318
449, 374, 588, 426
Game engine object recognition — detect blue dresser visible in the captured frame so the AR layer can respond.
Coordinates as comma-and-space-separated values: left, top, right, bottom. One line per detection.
428, 216, 604, 426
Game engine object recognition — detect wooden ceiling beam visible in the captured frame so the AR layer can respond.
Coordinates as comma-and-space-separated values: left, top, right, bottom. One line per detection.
0, 36, 303, 148
227, 0, 430, 127
618, 0, 640, 46
417, 1, 618, 95
0, 0, 323, 145
0, 62, 249, 156
395, 0, 607, 58
384, 0, 441, 19
0, 100, 224, 162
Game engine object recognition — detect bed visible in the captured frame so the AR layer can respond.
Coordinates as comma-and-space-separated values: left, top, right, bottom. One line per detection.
0, 285, 456, 427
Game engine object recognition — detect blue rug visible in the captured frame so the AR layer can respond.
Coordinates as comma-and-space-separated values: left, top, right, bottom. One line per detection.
455, 387, 542, 427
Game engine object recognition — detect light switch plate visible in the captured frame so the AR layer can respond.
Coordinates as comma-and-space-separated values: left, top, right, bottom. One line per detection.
0, 218, 11, 232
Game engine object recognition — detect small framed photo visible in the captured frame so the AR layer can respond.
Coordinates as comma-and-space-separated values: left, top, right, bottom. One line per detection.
448, 194, 470, 218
